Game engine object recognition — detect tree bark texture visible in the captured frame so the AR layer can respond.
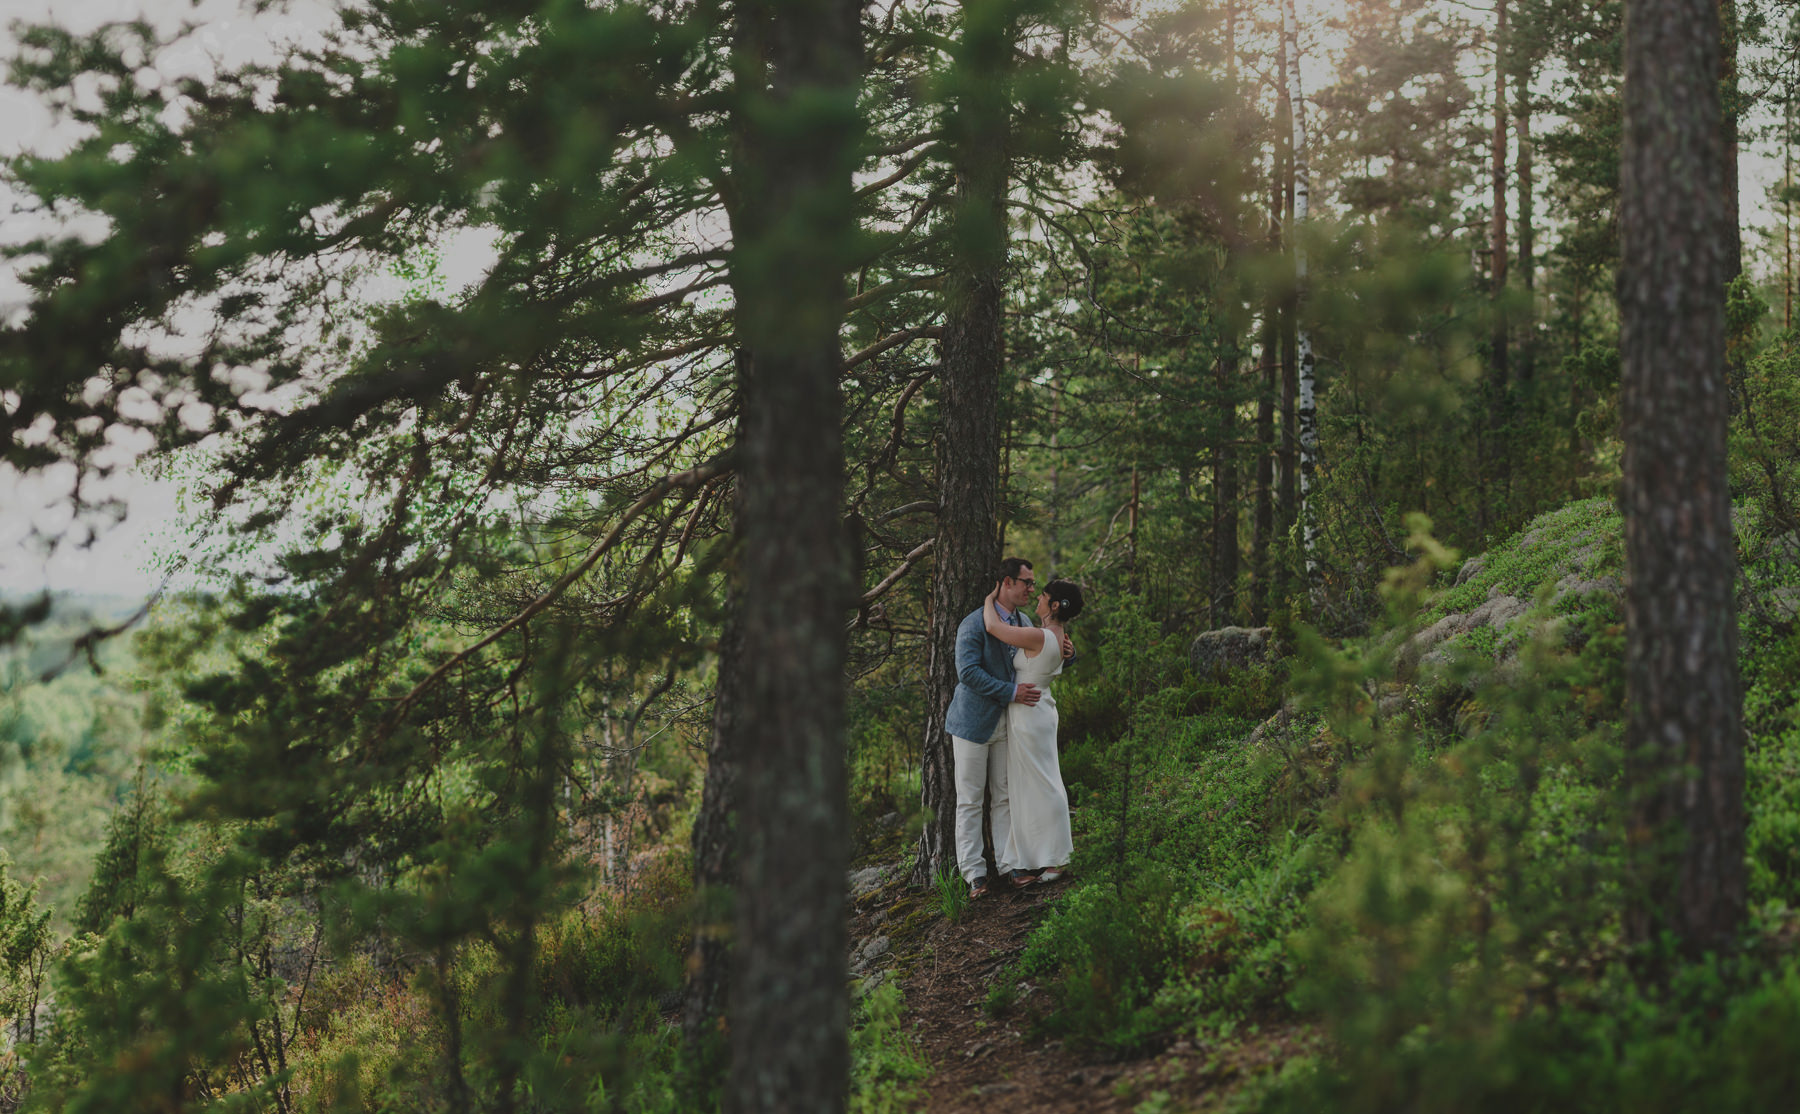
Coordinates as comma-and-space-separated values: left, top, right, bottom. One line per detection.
1720, 0, 1741, 281
682, 582, 743, 1094
1213, 0, 1240, 627
1283, 0, 1320, 606
1253, 166, 1279, 625
722, 0, 862, 1108
1516, 75, 1536, 382
1491, 0, 1510, 387
915, 0, 1012, 887
1049, 377, 1063, 572
1275, 41, 1298, 589
1619, 0, 1745, 955
1211, 351, 1240, 626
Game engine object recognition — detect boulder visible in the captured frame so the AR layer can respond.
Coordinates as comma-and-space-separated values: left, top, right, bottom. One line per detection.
1551, 573, 1622, 606
1190, 626, 1277, 675
1466, 593, 1531, 630
850, 933, 892, 977
848, 865, 886, 900
1398, 593, 1529, 676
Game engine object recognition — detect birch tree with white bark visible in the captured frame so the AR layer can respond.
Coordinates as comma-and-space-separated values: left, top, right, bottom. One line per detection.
1283, 0, 1321, 604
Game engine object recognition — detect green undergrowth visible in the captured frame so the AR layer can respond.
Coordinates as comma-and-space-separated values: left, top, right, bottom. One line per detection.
1012, 504, 1800, 1113
849, 981, 931, 1114
1011, 593, 1316, 1057
1424, 497, 1623, 619
290, 858, 695, 1113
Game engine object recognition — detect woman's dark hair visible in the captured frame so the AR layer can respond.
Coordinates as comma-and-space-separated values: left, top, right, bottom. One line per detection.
1045, 578, 1084, 622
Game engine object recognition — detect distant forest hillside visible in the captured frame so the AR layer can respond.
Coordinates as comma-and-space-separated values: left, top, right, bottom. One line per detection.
0, 591, 157, 932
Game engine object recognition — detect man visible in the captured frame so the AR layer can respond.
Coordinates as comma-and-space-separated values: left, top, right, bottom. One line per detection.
943, 557, 1073, 898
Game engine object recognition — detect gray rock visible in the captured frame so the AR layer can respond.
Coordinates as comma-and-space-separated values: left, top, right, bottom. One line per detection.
1398, 612, 1465, 674
1399, 594, 1530, 677
1770, 587, 1800, 623
1453, 556, 1486, 586
1567, 542, 1600, 576
850, 933, 892, 976
1467, 594, 1530, 630
1190, 626, 1277, 675
848, 866, 885, 899
1551, 573, 1621, 606
853, 970, 888, 995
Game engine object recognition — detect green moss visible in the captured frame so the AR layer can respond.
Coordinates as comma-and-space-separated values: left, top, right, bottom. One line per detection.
1426, 497, 1623, 622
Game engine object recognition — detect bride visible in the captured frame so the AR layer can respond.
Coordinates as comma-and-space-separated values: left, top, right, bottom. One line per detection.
981, 577, 1084, 886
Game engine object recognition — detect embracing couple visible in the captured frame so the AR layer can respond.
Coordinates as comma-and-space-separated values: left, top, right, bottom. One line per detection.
944, 557, 1086, 899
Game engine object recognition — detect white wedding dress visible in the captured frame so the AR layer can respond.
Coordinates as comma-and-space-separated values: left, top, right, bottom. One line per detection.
1002, 631, 1072, 872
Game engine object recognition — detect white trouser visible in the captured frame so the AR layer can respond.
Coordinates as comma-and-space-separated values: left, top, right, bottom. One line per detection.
952, 717, 1011, 882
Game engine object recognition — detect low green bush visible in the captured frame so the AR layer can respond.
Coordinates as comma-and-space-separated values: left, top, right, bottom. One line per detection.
1020, 627, 1300, 1054
1022, 505, 1800, 1114
849, 981, 931, 1114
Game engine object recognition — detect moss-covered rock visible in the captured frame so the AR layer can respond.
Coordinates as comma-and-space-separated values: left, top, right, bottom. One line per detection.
1399, 498, 1626, 680
1189, 625, 1278, 675
1428, 497, 1624, 620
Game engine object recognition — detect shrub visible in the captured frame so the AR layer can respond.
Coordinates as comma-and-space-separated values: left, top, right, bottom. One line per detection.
849, 982, 930, 1114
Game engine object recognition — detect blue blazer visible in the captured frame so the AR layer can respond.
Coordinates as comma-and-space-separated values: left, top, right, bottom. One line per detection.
943, 606, 1033, 743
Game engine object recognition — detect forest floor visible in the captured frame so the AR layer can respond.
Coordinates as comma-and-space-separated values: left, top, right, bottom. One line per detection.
848, 848, 1316, 1113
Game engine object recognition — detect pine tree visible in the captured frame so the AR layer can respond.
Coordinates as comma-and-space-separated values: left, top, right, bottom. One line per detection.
1619, 0, 1745, 955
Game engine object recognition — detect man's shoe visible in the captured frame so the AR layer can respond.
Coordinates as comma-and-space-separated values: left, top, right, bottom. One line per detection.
1009, 869, 1042, 889
969, 875, 991, 899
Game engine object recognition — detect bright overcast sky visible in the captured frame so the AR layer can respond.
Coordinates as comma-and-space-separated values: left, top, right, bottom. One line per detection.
0, 1, 336, 596
0, 0, 1330, 598
0, 0, 374, 597
0, 0, 1777, 597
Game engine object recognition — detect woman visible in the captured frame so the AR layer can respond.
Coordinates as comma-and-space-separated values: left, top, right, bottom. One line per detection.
981, 577, 1084, 886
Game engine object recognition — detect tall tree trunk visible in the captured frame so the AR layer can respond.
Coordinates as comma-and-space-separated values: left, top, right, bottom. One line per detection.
1252, 164, 1279, 625
1212, 350, 1240, 626
1049, 376, 1063, 572
1127, 461, 1141, 593
683, 579, 744, 1098
1720, 0, 1741, 282
1283, 0, 1320, 607
1491, 0, 1510, 386
1516, 71, 1536, 383
1275, 39, 1298, 607
1619, 0, 1744, 955
1212, 0, 1240, 628
914, 0, 1012, 886
722, 0, 862, 1107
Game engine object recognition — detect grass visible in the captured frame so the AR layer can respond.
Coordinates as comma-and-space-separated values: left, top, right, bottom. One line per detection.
933, 865, 968, 924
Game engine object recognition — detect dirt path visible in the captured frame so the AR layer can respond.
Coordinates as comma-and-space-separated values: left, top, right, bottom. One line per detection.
890, 878, 1134, 1112
848, 861, 1313, 1113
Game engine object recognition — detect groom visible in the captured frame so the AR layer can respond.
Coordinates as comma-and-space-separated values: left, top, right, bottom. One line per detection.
944, 557, 1073, 898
